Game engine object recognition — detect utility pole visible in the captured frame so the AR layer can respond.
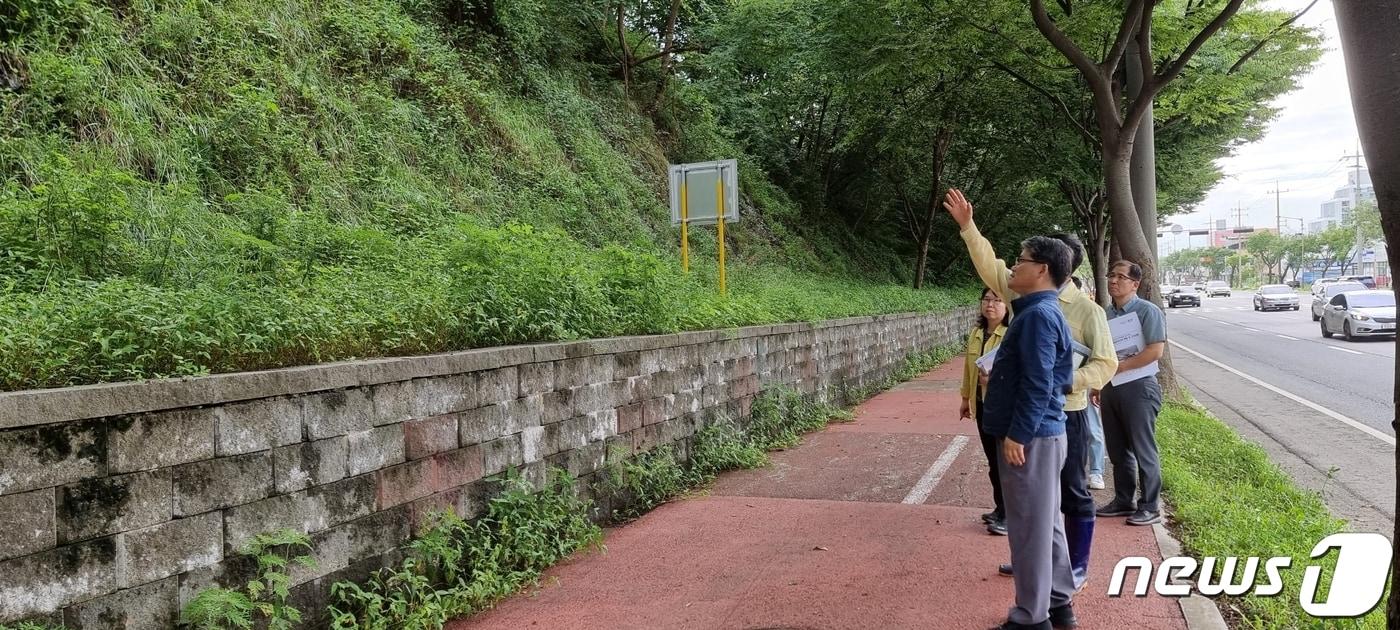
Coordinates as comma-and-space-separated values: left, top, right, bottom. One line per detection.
1341, 148, 1366, 273
1231, 202, 1248, 229
1266, 180, 1291, 234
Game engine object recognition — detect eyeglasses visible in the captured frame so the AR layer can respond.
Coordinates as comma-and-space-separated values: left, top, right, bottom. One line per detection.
1106, 272, 1137, 281
980, 297, 1003, 304
1013, 256, 1045, 266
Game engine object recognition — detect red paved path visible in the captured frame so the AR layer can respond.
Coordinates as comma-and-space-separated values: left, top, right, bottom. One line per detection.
449, 362, 1187, 630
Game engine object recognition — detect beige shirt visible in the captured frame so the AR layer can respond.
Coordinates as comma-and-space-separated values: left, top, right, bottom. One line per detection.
959, 221, 1118, 411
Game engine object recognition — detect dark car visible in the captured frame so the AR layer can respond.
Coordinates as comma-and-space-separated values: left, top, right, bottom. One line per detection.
1342, 275, 1378, 289
1166, 286, 1200, 308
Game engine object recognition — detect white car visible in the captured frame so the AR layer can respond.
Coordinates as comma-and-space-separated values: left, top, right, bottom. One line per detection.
1205, 281, 1231, 297
1320, 290, 1396, 340
1252, 285, 1299, 311
1311, 281, 1367, 321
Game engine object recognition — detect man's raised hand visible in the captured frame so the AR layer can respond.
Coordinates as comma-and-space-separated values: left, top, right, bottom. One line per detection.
941, 188, 973, 229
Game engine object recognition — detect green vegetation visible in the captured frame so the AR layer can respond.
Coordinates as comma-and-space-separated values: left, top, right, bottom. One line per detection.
180, 529, 315, 630
0, 623, 67, 630
0, 0, 1321, 391
1158, 402, 1383, 629
327, 468, 602, 629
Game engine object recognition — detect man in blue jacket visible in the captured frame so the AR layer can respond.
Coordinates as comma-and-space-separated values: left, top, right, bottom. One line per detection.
982, 236, 1078, 630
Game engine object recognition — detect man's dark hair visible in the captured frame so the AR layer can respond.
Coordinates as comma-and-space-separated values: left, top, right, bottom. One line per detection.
1048, 232, 1085, 271
1110, 259, 1144, 281
1022, 236, 1073, 287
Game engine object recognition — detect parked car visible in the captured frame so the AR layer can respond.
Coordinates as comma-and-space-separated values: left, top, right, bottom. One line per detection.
1284, 279, 1301, 288
1193, 283, 1207, 292
1312, 277, 1343, 295
1320, 289, 1396, 340
1166, 286, 1200, 308
1311, 281, 1367, 321
1341, 274, 1378, 289
1253, 284, 1299, 311
1206, 280, 1231, 297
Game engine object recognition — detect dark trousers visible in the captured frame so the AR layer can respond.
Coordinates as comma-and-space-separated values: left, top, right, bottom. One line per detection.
1101, 377, 1164, 511
1060, 409, 1094, 519
975, 400, 1005, 517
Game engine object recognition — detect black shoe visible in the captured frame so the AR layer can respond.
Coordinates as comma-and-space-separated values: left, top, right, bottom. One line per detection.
981, 510, 1003, 524
1095, 501, 1135, 517
1048, 604, 1079, 629
987, 519, 1008, 536
998, 563, 1014, 576
990, 620, 1052, 630
1126, 510, 1162, 526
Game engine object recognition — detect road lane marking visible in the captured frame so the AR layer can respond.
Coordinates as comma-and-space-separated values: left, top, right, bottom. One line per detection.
903, 435, 971, 504
1328, 346, 1365, 355
1242, 327, 1262, 333
1276, 334, 1299, 340
1170, 340, 1395, 446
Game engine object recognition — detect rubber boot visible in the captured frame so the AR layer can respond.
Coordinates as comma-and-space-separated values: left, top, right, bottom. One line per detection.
1066, 516, 1095, 591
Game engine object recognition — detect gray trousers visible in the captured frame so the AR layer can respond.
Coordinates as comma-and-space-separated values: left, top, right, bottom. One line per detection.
998, 434, 1075, 625
1101, 376, 1163, 511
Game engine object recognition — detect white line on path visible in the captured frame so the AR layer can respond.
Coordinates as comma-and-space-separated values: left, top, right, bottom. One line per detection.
1276, 334, 1299, 341
1242, 327, 1262, 333
903, 435, 972, 504
1170, 340, 1395, 446
1328, 346, 1365, 355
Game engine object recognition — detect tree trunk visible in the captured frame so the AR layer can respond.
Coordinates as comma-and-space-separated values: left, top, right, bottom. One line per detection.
1331, 1, 1400, 624
1126, 33, 1159, 263
617, 4, 630, 95
913, 238, 930, 289
650, 0, 683, 110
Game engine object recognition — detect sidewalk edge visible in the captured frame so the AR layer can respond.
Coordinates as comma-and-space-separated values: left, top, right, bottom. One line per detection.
1151, 522, 1229, 630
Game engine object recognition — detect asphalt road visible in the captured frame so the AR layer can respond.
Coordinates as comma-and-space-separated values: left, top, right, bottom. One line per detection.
1164, 291, 1396, 533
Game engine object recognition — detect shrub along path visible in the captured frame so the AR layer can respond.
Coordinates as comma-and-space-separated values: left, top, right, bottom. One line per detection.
447, 361, 1187, 629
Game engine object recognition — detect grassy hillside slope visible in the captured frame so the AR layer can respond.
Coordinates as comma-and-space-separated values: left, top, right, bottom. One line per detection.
0, 0, 968, 390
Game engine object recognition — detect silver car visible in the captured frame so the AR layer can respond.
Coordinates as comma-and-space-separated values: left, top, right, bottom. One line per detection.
1311, 282, 1367, 321
1252, 284, 1299, 311
1320, 290, 1396, 340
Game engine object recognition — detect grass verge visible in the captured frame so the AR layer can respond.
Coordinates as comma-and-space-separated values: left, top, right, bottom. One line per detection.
1158, 400, 1385, 629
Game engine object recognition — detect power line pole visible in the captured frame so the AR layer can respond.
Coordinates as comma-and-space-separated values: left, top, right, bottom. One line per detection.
1266, 180, 1291, 234
1342, 148, 1366, 273
1231, 202, 1248, 229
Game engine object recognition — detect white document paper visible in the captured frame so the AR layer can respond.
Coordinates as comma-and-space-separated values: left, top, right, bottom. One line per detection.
1108, 312, 1158, 386
975, 346, 998, 374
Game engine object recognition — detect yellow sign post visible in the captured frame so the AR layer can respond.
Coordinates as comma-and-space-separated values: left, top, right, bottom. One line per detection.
716, 176, 726, 295
680, 180, 690, 273
669, 160, 738, 295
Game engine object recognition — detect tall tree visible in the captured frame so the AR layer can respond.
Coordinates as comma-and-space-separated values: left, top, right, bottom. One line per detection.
1027, 0, 1245, 305
1331, 3, 1400, 621
1244, 231, 1285, 283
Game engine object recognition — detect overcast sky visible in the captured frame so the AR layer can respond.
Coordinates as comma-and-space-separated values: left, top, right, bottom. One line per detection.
1159, 0, 1362, 251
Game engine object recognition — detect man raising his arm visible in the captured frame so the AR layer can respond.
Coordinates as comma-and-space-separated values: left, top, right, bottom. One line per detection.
980, 236, 1078, 630
942, 188, 1117, 591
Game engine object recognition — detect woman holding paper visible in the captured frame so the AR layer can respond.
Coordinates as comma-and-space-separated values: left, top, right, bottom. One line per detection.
1094, 261, 1168, 527
961, 287, 1011, 535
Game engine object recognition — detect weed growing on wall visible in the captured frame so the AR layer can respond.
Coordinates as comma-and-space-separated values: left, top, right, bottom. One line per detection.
745, 386, 844, 451
327, 468, 602, 629
0, 623, 67, 630
180, 529, 315, 630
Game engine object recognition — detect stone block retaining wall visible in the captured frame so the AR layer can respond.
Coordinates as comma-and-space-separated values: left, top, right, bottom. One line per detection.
0, 308, 973, 627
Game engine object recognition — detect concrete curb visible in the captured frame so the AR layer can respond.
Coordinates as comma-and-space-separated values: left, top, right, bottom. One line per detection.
1152, 522, 1230, 630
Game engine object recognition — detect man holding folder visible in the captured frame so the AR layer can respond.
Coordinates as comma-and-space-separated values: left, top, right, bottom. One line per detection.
942, 189, 1118, 593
